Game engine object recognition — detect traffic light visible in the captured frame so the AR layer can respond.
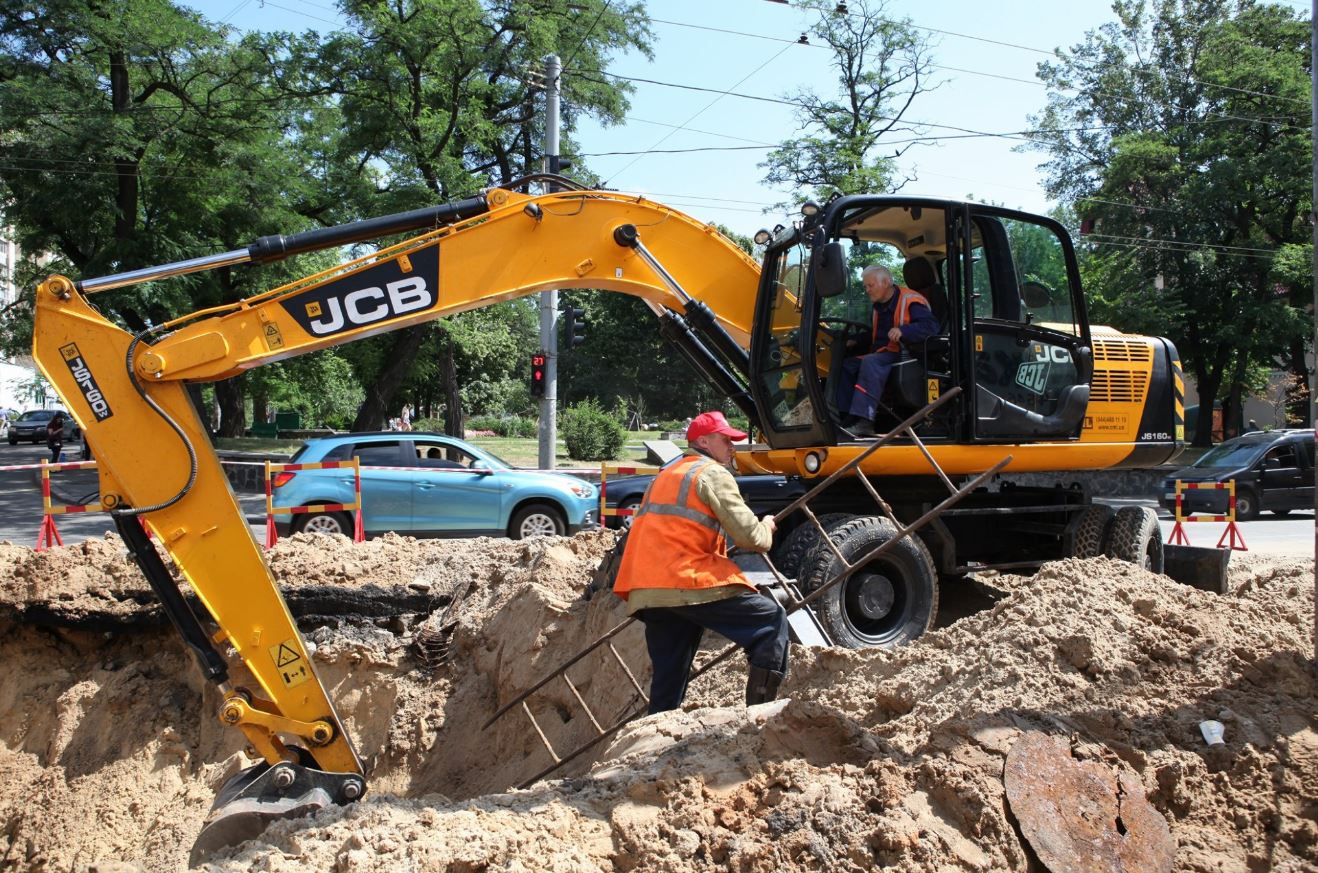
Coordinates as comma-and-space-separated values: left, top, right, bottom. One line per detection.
530, 352, 547, 397
564, 306, 586, 347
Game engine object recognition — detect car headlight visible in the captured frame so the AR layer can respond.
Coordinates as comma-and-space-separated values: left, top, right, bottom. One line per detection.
570, 482, 595, 498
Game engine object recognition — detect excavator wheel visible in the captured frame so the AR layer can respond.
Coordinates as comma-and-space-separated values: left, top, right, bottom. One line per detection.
1104, 506, 1164, 574
798, 515, 938, 649
771, 513, 856, 580
1068, 504, 1114, 559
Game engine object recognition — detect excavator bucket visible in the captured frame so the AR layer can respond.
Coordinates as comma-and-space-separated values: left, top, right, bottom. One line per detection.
1162, 544, 1231, 594
189, 760, 365, 867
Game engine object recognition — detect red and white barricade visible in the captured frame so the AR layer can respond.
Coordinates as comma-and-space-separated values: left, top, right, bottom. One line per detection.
1167, 479, 1247, 550
598, 462, 661, 524
36, 459, 101, 550
264, 457, 364, 547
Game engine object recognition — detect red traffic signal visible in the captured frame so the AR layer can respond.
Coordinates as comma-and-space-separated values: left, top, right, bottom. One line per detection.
530, 353, 547, 397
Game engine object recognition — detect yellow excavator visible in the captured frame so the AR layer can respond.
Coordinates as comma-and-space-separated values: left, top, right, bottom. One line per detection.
31, 175, 1185, 859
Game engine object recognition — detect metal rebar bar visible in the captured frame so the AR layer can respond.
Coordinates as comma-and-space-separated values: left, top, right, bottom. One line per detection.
605, 642, 650, 703
522, 701, 560, 763
562, 674, 604, 735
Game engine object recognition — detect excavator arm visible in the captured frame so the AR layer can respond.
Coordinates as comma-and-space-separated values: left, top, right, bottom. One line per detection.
31, 182, 778, 860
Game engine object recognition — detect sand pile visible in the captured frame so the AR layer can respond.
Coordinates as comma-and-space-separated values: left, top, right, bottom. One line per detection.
0, 532, 1314, 872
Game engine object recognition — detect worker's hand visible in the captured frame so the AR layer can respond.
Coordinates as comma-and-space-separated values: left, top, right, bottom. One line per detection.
761, 514, 777, 535
887, 326, 903, 343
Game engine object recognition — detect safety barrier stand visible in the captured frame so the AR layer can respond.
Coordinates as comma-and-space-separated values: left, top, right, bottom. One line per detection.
1168, 480, 1247, 550
35, 459, 102, 551
264, 457, 364, 547
598, 463, 663, 525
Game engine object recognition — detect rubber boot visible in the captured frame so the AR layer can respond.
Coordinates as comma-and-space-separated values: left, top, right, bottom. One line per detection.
745, 666, 785, 706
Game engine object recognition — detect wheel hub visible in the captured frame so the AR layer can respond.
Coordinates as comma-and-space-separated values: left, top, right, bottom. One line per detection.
849, 571, 895, 620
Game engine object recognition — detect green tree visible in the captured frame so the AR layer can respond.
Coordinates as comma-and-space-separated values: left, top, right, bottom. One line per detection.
322, 0, 650, 433
0, 0, 352, 435
760, 0, 936, 202
1028, 0, 1312, 443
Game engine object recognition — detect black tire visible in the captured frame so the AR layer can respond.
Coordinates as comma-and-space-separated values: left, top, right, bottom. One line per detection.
509, 502, 566, 539
1232, 488, 1259, 521
6, 436, 14, 445
799, 516, 938, 649
617, 497, 642, 531
292, 510, 353, 536
771, 513, 856, 579
1104, 506, 1164, 574
1069, 503, 1114, 558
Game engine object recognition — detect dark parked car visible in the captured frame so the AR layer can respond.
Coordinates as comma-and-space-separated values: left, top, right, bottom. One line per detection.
1160, 429, 1315, 520
7, 409, 80, 445
602, 465, 807, 530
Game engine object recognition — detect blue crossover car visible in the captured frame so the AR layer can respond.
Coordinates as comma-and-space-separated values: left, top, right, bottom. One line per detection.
273, 432, 597, 539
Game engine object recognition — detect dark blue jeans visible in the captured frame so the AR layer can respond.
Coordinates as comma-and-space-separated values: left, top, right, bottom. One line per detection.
836, 350, 902, 421
636, 591, 789, 714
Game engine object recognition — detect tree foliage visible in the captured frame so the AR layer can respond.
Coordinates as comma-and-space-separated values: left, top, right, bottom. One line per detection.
1027, 0, 1312, 441
760, 0, 936, 202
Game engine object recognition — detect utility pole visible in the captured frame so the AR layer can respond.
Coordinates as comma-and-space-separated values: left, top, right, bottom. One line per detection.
537, 54, 561, 470
1309, 1, 1315, 665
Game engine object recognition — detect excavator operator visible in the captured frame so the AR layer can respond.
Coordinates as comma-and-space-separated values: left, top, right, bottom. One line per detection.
612, 411, 788, 712
837, 264, 939, 438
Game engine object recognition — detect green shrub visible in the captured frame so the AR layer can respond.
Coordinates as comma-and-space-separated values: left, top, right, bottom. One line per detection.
466, 414, 537, 437
412, 416, 445, 433
561, 399, 625, 461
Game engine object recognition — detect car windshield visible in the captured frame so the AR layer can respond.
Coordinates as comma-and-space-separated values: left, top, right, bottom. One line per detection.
19, 410, 53, 422
1193, 441, 1265, 468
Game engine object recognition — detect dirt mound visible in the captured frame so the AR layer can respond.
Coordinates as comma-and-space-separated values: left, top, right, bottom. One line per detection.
0, 535, 1313, 872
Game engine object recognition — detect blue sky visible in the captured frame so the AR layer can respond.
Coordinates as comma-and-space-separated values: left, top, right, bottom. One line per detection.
187, 0, 1310, 236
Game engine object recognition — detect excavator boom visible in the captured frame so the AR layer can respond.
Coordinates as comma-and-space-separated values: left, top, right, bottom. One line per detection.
31, 183, 770, 861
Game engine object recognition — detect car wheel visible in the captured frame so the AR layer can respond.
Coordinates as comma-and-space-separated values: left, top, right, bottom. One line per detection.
510, 502, 566, 539
1069, 503, 1114, 558
6, 436, 14, 445
1233, 488, 1259, 521
1104, 506, 1164, 574
617, 497, 642, 531
293, 510, 353, 536
798, 515, 938, 649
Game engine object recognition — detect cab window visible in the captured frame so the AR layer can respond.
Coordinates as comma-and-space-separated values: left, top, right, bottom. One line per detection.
970, 215, 1078, 335
756, 239, 817, 431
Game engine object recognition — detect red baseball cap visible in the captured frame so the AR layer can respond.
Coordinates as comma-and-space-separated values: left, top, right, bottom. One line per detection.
686, 410, 747, 442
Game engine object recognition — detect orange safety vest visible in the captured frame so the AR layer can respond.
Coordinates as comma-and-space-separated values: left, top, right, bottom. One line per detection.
871, 286, 931, 353
613, 454, 756, 600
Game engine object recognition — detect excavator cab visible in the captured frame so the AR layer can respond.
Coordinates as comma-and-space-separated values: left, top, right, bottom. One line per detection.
749, 197, 1093, 450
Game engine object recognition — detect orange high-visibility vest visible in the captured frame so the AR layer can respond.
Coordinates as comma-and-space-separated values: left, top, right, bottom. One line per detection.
613, 454, 756, 600
871, 286, 931, 353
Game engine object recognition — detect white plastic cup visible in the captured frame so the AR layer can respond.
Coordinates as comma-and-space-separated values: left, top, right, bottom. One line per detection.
1199, 720, 1225, 746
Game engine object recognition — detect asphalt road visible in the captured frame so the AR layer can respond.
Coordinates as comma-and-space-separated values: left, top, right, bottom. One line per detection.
0, 440, 1311, 558
0, 441, 268, 547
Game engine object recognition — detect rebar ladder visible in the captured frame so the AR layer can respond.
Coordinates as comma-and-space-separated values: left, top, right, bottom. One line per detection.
485, 387, 1011, 788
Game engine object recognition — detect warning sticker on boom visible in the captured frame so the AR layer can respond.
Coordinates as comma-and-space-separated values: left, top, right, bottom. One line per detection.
269, 639, 311, 688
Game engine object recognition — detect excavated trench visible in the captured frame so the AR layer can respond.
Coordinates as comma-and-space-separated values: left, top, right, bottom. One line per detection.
0, 531, 1315, 872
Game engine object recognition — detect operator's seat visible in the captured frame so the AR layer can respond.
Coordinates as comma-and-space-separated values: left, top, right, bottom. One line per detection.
901, 257, 947, 330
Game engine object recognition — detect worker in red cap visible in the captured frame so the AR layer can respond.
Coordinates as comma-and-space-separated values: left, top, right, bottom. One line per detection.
613, 410, 789, 713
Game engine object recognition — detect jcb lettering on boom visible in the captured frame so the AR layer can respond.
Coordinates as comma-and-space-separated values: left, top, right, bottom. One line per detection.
59, 343, 113, 420
281, 246, 438, 338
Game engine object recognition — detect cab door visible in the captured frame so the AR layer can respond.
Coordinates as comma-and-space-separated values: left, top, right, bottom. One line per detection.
961, 208, 1092, 441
